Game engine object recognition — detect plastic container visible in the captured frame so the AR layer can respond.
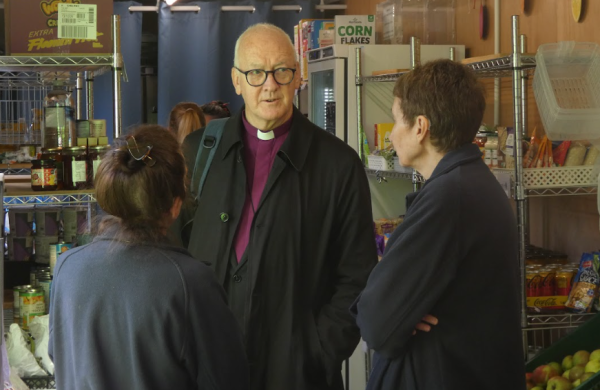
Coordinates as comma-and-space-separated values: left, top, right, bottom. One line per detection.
425, 0, 455, 44
43, 82, 76, 149
533, 42, 600, 141
526, 313, 600, 390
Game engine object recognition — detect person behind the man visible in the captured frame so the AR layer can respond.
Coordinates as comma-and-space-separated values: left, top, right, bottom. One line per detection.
180, 23, 377, 390
352, 59, 526, 390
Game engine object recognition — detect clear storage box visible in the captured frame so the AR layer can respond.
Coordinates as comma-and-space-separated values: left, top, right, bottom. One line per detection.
533, 42, 600, 141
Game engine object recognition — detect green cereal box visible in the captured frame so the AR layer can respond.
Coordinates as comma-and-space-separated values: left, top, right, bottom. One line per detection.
334, 15, 376, 45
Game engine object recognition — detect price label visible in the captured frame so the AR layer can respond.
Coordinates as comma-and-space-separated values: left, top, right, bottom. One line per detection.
57, 4, 97, 40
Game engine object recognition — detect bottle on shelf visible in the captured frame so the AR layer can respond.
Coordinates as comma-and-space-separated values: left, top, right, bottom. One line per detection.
43, 81, 76, 149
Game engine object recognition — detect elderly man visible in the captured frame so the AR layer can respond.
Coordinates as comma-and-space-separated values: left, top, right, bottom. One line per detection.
353, 59, 525, 390
181, 23, 377, 390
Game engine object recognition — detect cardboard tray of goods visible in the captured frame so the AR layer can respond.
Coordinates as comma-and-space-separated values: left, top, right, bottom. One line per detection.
526, 312, 600, 389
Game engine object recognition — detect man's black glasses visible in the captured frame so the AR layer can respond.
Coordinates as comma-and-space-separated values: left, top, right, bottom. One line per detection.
234, 67, 296, 87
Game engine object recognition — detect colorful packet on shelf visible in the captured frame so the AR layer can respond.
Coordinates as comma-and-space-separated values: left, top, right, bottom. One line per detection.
552, 141, 571, 167
565, 252, 600, 313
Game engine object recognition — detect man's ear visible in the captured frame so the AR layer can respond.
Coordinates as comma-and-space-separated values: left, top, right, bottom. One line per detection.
415, 115, 430, 143
231, 67, 242, 95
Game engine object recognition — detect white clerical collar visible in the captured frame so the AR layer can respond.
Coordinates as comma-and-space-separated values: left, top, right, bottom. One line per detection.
257, 129, 275, 141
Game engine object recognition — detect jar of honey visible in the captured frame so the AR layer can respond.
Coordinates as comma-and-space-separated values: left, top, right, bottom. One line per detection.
31, 159, 57, 191
63, 146, 87, 190
88, 145, 110, 185
40, 147, 63, 190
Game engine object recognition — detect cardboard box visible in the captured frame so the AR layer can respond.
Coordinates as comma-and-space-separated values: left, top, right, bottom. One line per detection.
89, 119, 106, 137
334, 15, 376, 45
4, 0, 113, 55
374, 123, 393, 150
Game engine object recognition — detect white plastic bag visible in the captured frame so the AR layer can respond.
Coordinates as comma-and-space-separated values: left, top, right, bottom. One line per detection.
28, 316, 53, 375
5, 324, 45, 378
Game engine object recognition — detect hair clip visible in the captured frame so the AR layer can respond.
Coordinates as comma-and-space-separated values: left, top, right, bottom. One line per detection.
126, 136, 156, 167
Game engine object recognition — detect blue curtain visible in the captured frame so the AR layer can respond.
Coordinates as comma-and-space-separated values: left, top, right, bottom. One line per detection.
157, 0, 318, 126
94, 1, 143, 141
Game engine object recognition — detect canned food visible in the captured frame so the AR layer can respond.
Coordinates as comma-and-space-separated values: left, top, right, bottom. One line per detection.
49, 242, 73, 276
37, 275, 52, 314
20, 287, 45, 329
538, 268, 557, 296
526, 271, 542, 297
13, 285, 32, 321
556, 270, 574, 296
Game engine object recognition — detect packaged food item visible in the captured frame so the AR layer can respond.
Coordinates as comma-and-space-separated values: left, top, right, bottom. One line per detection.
565, 252, 600, 313
474, 132, 487, 159
374, 123, 393, 150
552, 141, 571, 167
523, 127, 541, 168
583, 146, 599, 165
564, 142, 587, 166
484, 133, 498, 168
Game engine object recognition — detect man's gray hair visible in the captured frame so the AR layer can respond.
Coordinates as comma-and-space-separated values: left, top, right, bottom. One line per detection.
233, 23, 296, 68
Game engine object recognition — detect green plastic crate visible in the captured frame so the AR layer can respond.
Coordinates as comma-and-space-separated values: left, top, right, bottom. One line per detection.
526, 313, 600, 390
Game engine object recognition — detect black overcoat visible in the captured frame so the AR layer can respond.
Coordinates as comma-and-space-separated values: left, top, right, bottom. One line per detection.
181, 107, 378, 390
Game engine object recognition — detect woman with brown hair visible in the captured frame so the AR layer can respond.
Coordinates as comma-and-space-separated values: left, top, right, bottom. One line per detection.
48, 125, 248, 390
169, 102, 206, 144
200, 100, 231, 124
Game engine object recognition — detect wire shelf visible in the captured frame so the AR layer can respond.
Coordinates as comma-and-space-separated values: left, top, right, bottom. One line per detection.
4, 192, 96, 206
359, 72, 409, 83
527, 312, 596, 328
0, 168, 31, 175
365, 168, 424, 183
526, 186, 598, 197
464, 54, 537, 78
0, 55, 113, 70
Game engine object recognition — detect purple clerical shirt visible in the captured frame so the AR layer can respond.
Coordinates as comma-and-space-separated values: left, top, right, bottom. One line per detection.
233, 112, 292, 262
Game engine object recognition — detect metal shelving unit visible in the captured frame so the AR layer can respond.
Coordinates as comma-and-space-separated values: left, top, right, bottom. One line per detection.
467, 16, 598, 357
356, 38, 424, 191
357, 15, 595, 362
0, 16, 123, 141
3, 191, 96, 206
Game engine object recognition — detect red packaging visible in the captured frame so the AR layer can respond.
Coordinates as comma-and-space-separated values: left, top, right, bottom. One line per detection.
552, 141, 571, 167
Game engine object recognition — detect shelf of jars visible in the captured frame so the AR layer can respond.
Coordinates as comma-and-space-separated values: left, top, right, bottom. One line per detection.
461, 53, 537, 78
2, 179, 95, 206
